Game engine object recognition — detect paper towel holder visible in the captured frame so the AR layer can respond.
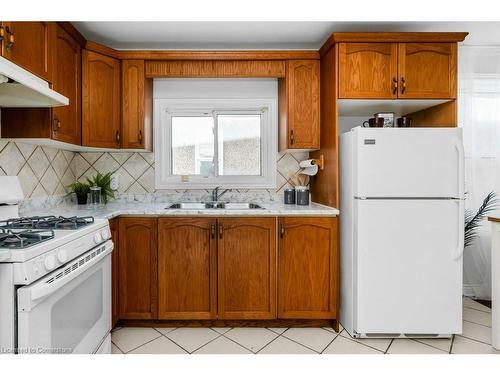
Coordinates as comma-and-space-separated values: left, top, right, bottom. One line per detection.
311, 155, 324, 170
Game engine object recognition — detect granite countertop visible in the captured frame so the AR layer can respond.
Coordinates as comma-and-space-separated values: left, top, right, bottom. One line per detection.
20, 201, 339, 220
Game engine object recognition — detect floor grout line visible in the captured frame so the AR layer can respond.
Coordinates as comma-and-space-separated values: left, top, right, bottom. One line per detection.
462, 318, 491, 328
320, 332, 342, 354
154, 327, 221, 354
449, 335, 455, 354
456, 334, 492, 346
409, 338, 450, 353
255, 328, 290, 354
384, 339, 395, 354
463, 305, 492, 313
220, 333, 262, 353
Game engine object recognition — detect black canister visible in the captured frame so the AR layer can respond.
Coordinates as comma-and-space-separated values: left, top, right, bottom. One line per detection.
284, 188, 296, 204
296, 186, 310, 205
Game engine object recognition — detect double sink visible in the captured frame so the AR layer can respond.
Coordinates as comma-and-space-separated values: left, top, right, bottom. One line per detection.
166, 202, 264, 210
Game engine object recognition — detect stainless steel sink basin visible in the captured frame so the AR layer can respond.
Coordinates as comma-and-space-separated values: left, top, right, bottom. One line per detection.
218, 202, 263, 210
165, 202, 263, 210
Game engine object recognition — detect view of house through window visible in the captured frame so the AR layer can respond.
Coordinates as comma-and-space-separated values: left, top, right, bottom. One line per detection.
171, 113, 262, 177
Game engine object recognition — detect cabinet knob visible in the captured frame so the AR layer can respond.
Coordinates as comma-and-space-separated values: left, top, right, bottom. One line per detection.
211, 224, 215, 239
280, 224, 285, 238
290, 130, 294, 145
138, 130, 143, 144
400, 77, 406, 94
115, 131, 121, 145
219, 224, 223, 239
392, 77, 398, 95
5, 27, 14, 52
0, 26, 5, 41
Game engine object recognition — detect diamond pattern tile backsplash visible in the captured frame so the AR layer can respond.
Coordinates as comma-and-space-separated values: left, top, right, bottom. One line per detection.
0, 140, 75, 199
0, 138, 308, 200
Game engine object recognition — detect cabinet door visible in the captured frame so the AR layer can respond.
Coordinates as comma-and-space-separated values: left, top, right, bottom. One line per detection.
119, 218, 157, 320
109, 218, 119, 327
52, 24, 81, 145
398, 43, 457, 99
278, 217, 338, 319
158, 218, 217, 320
218, 217, 277, 319
338, 43, 398, 99
284, 60, 320, 150
122, 60, 153, 150
82, 49, 121, 148
1, 22, 53, 81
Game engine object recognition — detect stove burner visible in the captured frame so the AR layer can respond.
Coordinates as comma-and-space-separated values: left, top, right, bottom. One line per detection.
0, 229, 55, 249
0, 216, 94, 230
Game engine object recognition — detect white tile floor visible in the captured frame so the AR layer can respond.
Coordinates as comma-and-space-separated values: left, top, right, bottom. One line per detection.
111, 298, 500, 354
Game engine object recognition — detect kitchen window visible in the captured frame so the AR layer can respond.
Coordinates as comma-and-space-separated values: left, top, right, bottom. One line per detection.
154, 97, 277, 189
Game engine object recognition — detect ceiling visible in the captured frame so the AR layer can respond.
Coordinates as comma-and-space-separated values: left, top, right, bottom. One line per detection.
73, 22, 500, 50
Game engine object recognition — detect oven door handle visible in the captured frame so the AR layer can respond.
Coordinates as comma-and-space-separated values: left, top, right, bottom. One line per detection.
18, 241, 113, 311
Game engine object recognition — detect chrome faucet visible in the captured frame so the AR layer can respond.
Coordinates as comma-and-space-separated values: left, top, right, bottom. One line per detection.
211, 186, 231, 202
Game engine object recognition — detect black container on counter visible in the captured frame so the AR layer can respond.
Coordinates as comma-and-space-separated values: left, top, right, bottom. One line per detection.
284, 188, 296, 204
296, 186, 310, 206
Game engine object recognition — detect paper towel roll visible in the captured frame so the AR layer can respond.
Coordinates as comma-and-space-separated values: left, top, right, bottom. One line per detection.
298, 159, 319, 176
299, 159, 315, 168
300, 165, 318, 176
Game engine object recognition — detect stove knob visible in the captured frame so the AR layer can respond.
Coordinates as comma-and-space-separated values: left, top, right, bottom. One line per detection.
100, 229, 109, 240
94, 232, 102, 244
57, 249, 67, 263
44, 255, 56, 271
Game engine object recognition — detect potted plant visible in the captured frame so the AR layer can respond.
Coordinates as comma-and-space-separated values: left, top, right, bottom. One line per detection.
86, 172, 115, 204
67, 181, 91, 205
465, 191, 498, 248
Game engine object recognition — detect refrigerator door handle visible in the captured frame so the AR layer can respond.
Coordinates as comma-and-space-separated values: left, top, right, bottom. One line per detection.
452, 199, 465, 260
454, 138, 465, 199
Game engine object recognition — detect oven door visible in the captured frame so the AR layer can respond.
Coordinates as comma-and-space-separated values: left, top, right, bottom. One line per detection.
16, 241, 113, 354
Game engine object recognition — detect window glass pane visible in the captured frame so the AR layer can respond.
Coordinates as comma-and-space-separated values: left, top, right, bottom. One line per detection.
217, 114, 261, 176
171, 116, 214, 176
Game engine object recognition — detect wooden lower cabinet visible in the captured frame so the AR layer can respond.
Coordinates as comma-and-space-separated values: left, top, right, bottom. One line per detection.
109, 218, 119, 327
217, 217, 277, 319
278, 217, 338, 319
158, 218, 217, 319
114, 215, 338, 324
118, 217, 158, 320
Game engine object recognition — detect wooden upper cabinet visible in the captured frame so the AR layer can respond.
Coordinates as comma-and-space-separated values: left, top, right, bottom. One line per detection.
339, 43, 398, 99
109, 218, 119, 327
338, 41, 457, 99
279, 60, 320, 151
398, 43, 457, 99
1, 22, 52, 81
122, 60, 153, 150
218, 217, 277, 320
52, 24, 81, 144
82, 49, 121, 148
158, 218, 217, 320
118, 217, 158, 320
278, 217, 338, 319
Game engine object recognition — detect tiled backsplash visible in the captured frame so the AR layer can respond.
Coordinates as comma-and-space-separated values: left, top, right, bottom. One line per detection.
0, 138, 308, 201
75, 150, 309, 198
0, 140, 75, 199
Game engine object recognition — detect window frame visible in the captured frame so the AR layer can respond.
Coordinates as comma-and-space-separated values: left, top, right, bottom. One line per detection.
154, 98, 277, 189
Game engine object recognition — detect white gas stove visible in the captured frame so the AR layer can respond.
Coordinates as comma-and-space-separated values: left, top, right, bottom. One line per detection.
0, 177, 113, 354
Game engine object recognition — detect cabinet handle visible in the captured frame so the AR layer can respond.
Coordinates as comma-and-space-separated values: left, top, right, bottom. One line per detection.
290, 130, 294, 145
211, 224, 215, 239
5, 27, 14, 52
280, 224, 285, 238
115, 131, 120, 145
52, 118, 61, 132
0, 26, 5, 42
400, 77, 406, 94
219, 223, 223, 239
392, 77, 398, 95
138, 130, 143, 144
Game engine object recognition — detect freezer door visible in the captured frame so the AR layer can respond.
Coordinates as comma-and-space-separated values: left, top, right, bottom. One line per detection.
353, 128, 464, 198
354, 199, 463, 335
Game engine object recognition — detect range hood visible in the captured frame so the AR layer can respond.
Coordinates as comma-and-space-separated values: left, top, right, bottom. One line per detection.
0, 56, 69, 107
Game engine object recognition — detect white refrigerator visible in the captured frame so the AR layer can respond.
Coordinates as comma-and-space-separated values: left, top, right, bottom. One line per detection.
340, 127, 464, 338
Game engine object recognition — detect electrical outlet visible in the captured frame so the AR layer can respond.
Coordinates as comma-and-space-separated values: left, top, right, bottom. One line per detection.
110, 175, 119, 190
